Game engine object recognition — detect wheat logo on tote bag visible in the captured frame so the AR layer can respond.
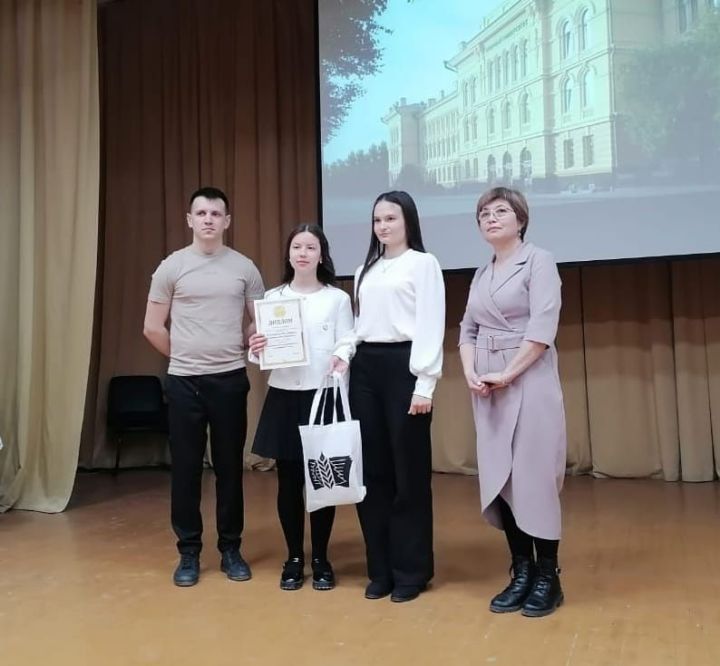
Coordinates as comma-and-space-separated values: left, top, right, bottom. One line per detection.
299, 374, 366, 512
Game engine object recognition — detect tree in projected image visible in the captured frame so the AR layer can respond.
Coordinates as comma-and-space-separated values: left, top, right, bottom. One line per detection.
619, 13, 720, 179
319, 0, 390, 146
323, 143, 389, 195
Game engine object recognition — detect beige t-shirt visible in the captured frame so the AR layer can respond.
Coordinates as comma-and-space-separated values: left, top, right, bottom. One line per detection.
149, 245, 264, 376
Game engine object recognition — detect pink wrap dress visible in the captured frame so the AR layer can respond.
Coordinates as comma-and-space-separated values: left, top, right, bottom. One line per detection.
459, 242, 566, 540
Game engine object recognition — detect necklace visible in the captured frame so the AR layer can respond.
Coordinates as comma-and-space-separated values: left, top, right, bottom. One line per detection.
379, 249, 409, 273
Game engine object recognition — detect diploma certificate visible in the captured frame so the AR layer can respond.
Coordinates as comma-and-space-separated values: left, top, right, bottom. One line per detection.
253, 297, 309, 370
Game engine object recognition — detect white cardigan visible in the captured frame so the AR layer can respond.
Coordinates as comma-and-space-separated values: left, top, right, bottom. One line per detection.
250, 284, 354, 390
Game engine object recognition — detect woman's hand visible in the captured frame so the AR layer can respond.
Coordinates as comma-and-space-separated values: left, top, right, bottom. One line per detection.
477, 372, 510, 389
408, 394, 432, 415
329, 355, 349, 375
465, 373, 491, 398
248, 333, 267, 355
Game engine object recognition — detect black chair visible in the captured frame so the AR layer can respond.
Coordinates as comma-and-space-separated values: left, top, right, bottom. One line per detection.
107, 375, 169, 473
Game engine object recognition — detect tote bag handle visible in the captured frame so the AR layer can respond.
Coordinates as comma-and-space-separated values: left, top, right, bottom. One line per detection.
308, 372, 352, 426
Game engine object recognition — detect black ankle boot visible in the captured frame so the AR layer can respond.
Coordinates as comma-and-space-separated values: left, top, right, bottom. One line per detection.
489, 555, 536, 613
521, 557, 563, 617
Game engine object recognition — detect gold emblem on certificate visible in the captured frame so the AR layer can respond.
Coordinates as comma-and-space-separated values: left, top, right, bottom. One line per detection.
253, 297, 309, 370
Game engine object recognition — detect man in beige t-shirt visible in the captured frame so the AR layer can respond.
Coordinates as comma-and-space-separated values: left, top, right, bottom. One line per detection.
144, 186, 264, 587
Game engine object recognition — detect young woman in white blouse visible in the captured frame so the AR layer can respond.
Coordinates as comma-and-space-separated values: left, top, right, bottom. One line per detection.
249, 224, 353, 591
332, 191, 446, 603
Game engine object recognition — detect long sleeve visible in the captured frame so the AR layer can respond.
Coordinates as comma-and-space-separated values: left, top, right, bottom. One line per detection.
333, 266, 361, 363
410, 253, 445, 399
523, 249, 562, 346
458, 268, 483, 346
334, 290, 355, 347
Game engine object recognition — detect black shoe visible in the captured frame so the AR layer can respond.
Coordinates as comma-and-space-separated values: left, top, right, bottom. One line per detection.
390, 583, 426, 603
173, 553, 200, 587
489, 555, 536, 613
220, 550, 252, 582
311, 558, 335, 591
364, 580, 393, 599
521, 557, 564, 617
280, 557, 305, 591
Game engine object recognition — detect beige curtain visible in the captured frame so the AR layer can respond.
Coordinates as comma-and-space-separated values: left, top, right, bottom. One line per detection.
0, 0, 99, 512
80, 0, 317, 468
431, 260, 720, 482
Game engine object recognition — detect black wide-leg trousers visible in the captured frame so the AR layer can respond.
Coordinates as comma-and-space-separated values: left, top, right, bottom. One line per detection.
165, 368, 250, 555
350, 342, 434, 587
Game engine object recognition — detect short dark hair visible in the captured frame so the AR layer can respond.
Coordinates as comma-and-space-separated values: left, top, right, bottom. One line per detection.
476, 187, 529, 240
189, 186, 230, 213
282, 224, 337, 285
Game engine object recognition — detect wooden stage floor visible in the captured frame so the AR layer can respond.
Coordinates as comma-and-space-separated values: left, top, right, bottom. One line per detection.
1, 471, 719, 665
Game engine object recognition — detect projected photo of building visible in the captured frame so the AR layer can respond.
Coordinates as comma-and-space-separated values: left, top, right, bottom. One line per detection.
319, 0, 720, 272
383, 0, 717, 192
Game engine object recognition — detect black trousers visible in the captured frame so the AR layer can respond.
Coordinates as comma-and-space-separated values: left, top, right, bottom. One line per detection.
350, 343, 434, 587
165, 368, 250, 555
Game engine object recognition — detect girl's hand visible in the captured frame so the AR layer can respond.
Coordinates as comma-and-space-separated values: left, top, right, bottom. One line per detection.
248, 333, 268, 355
408, 394, 432, 415
329, 355, 349, 375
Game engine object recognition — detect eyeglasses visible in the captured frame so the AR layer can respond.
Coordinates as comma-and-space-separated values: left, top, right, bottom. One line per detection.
478, 206, 514, 222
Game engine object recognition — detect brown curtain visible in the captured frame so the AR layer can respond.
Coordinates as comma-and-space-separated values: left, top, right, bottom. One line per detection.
81, 0, 719, 484
80, 0, 317, 468
0, 0, 99, 512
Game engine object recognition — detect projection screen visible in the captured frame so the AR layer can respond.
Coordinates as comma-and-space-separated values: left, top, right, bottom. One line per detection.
318, 0, 720, 274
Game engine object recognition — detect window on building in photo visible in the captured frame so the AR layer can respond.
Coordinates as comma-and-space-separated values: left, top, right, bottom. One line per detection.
583, 135, 594, 166
564, 139, 575, 168
562, 78, 573, 113
487, 154, 497, 182
503, 152, 512, 182
520, 93, 530, 125
502, 102, 512, 130
580, 70, 593, 108
579, 9, 590, 51
561, 20, 573, 59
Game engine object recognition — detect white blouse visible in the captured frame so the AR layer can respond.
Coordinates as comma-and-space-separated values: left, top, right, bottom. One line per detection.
250, 284, 354, 391
334, 249, 445, 399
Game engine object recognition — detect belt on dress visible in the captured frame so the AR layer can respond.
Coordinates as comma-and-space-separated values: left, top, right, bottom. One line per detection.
474, 333, 524, 351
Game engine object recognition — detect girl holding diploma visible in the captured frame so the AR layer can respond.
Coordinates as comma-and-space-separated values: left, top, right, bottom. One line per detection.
249, 224, 353, 591
331, 191, 445, 603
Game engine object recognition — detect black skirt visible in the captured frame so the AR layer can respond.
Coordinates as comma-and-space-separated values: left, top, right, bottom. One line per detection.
252, 386, 341, 461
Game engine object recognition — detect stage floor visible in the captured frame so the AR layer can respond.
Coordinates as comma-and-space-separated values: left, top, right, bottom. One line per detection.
2, 471, 719, 665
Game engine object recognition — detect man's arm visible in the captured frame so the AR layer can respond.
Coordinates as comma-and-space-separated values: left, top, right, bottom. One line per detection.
244, 298, 258, 343
143, 300, 171, 357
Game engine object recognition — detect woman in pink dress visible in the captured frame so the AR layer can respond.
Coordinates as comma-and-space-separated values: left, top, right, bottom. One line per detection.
459, 187, 566, 617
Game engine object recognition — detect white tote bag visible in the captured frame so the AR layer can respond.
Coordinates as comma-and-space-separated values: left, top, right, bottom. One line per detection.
299, 374, 366, 512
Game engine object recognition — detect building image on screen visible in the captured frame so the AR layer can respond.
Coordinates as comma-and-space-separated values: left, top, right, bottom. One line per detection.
319, 0, 720, 275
